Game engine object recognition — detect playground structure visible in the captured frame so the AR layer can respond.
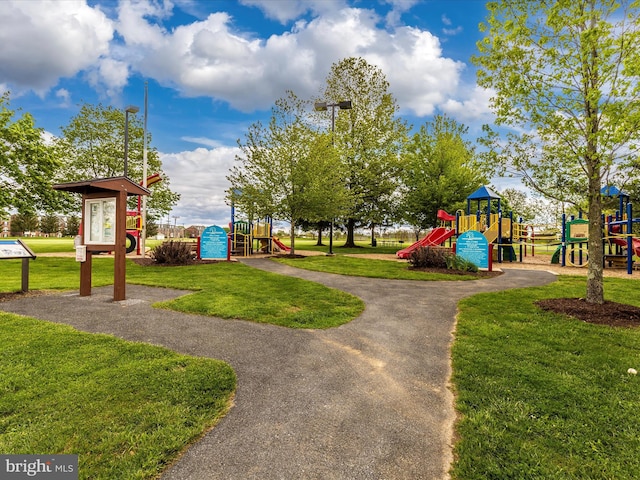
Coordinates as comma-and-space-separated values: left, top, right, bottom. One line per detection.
397, 185, 639, 274
551, 186, 640, 274
121, 173, 162, 254
229, 214, 290, 256
397, 186, 524, 263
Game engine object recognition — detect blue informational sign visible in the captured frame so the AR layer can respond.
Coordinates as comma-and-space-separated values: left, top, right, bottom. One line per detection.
456, 231, 489, 269
200, 225, 228, 260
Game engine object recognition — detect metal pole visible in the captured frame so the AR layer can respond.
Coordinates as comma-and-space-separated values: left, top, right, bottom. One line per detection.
329, 104, 336, 255
141, 82, 148, 257
124, 110, 130, 177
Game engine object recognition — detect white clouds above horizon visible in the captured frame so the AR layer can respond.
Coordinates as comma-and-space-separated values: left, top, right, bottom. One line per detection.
0, 0, 113, 94
0, 0, 487, 120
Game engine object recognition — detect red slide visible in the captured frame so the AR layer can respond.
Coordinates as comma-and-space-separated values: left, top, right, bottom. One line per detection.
272, 237, 291, 252
396, 227, 456, 259
611, 236, 640, 257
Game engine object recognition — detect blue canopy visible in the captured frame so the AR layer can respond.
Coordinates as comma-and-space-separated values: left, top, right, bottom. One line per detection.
467, 185, 501, 200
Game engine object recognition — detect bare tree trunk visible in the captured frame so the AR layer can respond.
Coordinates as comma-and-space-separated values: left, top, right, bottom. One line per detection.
316, 228, 324, 246
586, 173, 604, 304
344, 218, 357, 248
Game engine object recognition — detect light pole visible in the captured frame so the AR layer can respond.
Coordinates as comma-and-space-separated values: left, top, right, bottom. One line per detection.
314, 100, 352, 255
123, 105, 139, 177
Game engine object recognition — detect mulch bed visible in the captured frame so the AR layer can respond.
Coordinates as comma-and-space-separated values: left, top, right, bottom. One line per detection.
537, 298, 640, 328
409, 267, 503, 278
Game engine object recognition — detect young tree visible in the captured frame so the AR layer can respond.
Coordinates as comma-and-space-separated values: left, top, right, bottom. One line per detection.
39, 213, 61, 235
321, 57, 408, 248
55, 103, 180, 221
400, 115, 486, 233
228, 91, 347, 255
474, 0, 640, 304
0, 92, 67, 216
63, 215, 81, 236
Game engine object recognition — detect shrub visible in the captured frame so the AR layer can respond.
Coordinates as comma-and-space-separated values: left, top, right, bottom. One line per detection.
409, 246, 478, 272
445, 253, 479, 272
408, 246, 449, 269
151, 241, 195, 265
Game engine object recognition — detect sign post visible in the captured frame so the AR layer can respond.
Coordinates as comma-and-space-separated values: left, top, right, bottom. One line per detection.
200, 225, 229, 260
54, 177, 150, 301
0, 239, 37, 292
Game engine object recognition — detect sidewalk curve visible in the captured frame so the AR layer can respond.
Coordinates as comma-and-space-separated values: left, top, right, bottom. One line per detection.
0, 260, 556, 480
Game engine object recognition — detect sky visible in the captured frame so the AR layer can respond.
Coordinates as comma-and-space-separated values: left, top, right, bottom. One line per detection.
0, 0, 502, 229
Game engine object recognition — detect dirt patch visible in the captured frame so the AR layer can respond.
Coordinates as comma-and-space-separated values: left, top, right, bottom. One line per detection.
537, 298, 640, 328
129, 257, 225, 267
0, 290, 50, 303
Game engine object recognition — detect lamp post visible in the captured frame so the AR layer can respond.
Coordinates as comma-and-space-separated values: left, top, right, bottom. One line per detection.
123, 105, 139, 177
314, 100, 352, 255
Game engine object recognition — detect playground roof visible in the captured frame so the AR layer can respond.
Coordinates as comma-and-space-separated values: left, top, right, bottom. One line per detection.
467, 185, 501, 200
601, 185, 628, 197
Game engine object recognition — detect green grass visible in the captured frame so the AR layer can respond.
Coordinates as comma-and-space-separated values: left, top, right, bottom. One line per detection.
0, 257, 364, 329
274, 255, 481, 281
0, 313, 235, 479
451, 275, 640, 479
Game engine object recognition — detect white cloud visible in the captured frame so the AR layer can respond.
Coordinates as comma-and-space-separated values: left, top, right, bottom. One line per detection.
440, 85, 494, 123
239, 0, 346, 23
160, 146, 239, 226
123, 6, 465, 117
0, 0, 113, 93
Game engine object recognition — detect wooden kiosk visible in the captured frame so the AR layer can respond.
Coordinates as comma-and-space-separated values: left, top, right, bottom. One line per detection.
54, 177, 150, 301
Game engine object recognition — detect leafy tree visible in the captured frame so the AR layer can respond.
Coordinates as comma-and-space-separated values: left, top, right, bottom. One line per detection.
55, 103, 180, 220
228, 91, 347, 255
63, 215, 81, 236
39, 213, 61, 235
0, 92, 67, 216
400, 115, 486, 233
321, 57, 408, 248
10, 212, 39, 236
474, 0, 640, 304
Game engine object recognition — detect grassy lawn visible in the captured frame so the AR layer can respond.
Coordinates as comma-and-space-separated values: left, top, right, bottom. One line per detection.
0, 257, 364, 329
451, 275, 640, 479
0, 313, 235, 479
275, 255, 481, 281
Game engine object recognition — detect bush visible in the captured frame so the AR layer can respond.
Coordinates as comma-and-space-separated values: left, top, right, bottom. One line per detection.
408, 246, 449, 269
409, 246, 478, 272
151, 241, 195, 265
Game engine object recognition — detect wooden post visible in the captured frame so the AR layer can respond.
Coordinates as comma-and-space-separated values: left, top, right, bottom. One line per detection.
21, 258, 29, 293
114, 190, 127, 301
80, 251, 92, 296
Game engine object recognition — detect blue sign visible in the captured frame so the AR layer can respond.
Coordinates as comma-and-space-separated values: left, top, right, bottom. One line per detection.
200, 225, 228, 259
456, 231, 489, 269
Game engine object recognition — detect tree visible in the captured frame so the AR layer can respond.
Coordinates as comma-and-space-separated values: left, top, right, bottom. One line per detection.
321, 57, 408, 248
10, 212, 39, 236
39, 213, 61, 235
0, 92, 67, 216
474, 0, 640, 304
63, 215, 81, 236
400, 115, 486, 234
228, 91, 347, 255
55, 103, 180, 220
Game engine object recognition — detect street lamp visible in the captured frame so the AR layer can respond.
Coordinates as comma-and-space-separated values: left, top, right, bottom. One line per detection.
124, 105, 139, 177
314, 100, 352, 255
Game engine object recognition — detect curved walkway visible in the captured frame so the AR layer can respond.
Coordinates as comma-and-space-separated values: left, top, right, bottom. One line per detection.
0, 260, 556, 479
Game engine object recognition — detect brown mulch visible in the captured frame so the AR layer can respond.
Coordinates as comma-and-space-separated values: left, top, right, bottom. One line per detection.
409, 267, 503, 278
537, 298, 640, 328
129, 257, 223, 267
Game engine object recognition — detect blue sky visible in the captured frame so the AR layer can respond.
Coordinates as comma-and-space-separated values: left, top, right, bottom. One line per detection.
0, 0, 500, 228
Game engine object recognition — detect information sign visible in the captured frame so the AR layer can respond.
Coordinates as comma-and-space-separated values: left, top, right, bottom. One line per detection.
200, 225, 228, 260
456, 230, 489, 269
